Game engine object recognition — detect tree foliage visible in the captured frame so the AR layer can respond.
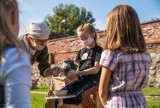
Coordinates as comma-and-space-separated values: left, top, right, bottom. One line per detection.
45, 4, 95, 36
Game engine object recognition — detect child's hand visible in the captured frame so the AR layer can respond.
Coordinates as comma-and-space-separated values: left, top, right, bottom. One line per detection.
67, 70, 79, 77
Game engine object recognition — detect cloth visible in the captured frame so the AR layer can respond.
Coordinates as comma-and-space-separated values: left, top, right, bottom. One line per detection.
26, 21, 50, 40
100, 50, 152, 108
62, 45, 103, 105
62, 77, 98, 105
0, 44, 32, 108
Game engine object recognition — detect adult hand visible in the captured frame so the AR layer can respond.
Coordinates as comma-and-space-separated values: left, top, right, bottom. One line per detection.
51, 66, 63, 76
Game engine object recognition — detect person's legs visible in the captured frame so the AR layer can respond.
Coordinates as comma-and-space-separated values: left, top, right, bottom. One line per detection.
63, 78, 98, 105
62, 79, 86, 105
62, 79, 83, 94
81, 86, 98, 108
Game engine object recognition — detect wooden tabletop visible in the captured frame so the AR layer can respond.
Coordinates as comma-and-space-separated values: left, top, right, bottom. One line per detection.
45, 94, 76, 100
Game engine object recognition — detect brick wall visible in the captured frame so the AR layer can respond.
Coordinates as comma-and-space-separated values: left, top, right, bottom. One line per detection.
47, 36, 81, 64
47, 20, 160, 63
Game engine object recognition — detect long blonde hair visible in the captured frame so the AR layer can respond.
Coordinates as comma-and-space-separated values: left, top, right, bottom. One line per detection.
0, 0, 23, 59
105, 4, 146, 52
77, 23, 97, 43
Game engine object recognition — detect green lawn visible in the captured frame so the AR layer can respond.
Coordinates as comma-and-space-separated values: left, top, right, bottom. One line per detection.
31, 93, 46, 108
142, 87, 160, 96
31, 86, 49, 92
142, 87, 160, 108
31, 86, 160, 108
30, 86, 48, 108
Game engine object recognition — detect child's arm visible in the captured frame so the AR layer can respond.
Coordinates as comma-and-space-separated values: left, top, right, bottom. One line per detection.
68, 61, 100, 76
79, 61, 100, 75
99, 66, 112, 106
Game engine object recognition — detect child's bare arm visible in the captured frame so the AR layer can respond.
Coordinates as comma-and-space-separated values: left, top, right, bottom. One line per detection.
99, 66, 112, 106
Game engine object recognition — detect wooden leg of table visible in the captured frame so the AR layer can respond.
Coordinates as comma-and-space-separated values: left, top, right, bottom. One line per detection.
57, 99, 63, 108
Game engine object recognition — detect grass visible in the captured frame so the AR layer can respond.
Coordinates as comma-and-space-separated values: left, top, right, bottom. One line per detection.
30, 86, 48, 108
31, 86, 49, 92
142, 87, 160, 108
31, 93, 46, 108
142, 87, 160, 96
31, 86, 160, 108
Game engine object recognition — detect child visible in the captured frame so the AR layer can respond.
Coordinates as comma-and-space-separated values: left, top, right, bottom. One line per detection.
59, 23, 103, 107
0, 0, 32, 107
99, 4, 152, 108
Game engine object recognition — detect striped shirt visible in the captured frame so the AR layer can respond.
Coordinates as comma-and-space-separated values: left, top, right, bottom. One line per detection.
100, 50, 152, 108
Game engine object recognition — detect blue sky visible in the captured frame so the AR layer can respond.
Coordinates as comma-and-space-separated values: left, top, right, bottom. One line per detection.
18, 0, 160, 35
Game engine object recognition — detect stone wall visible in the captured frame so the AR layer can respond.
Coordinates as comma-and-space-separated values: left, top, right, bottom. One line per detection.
33, 20, 160, 87
142, 20, 160, 87
149, 53, 160, 87
32, 63, 53, 86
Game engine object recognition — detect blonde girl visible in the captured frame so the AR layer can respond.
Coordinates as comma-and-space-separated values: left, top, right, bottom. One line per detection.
55, 23, 103, 108
99, 4, 152, 108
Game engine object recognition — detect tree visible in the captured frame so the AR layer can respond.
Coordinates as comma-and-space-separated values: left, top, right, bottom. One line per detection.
45, 4, 95, 36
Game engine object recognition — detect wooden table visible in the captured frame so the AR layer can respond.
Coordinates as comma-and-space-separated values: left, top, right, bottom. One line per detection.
45, 94, 76, 108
